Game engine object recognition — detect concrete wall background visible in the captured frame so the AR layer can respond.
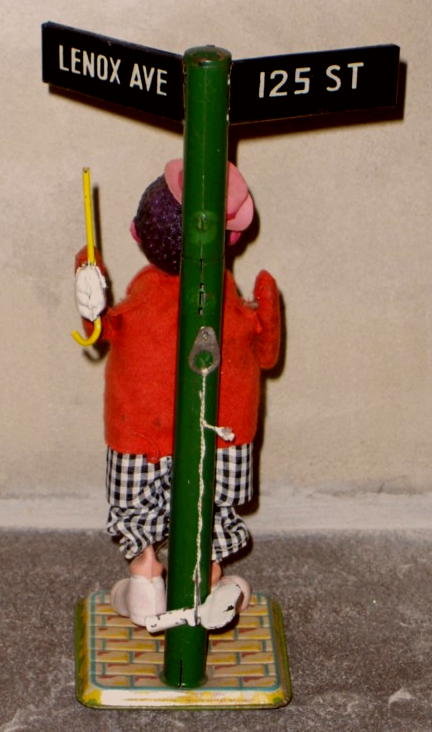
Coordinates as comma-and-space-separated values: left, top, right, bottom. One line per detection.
1, 0, 431, 531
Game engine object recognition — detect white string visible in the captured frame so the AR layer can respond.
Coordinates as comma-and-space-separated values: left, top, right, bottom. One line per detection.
192, 374, 235, 616
193, 372, 207, 615
202, 421, 235, 442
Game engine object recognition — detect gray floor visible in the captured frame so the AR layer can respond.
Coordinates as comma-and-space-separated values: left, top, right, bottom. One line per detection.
1, 530, 431, 731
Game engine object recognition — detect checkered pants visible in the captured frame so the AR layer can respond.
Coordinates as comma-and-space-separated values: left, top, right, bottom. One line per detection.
106, 444, 252, 562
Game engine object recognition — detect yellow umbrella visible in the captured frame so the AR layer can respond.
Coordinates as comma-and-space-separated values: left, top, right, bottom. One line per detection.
72, 168, 102, 347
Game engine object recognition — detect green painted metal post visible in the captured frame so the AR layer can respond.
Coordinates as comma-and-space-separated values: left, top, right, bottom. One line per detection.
163, 46, 231, 688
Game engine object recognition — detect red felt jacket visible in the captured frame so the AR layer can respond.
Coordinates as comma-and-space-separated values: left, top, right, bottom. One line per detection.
77, 255, 280, 461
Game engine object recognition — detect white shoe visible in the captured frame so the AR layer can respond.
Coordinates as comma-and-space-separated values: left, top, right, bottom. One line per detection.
110, 575, 166, 626
215, 575, 251, 611
110, 578, 130, 617
199, 575, 251, 630
199, 581, 242, 629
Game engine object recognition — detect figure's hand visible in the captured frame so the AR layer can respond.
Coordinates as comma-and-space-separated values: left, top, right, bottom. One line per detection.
254, 270, 279, 312
253, 270, 281, 369
75, 264, 107, 321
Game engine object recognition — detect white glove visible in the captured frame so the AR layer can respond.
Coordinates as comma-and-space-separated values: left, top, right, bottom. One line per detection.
75, 264, 107, 321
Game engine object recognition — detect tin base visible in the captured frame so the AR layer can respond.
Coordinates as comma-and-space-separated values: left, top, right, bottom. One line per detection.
75, 590, 291, 709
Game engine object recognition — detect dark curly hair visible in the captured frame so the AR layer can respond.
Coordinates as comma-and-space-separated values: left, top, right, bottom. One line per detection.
133, 175, 182, 275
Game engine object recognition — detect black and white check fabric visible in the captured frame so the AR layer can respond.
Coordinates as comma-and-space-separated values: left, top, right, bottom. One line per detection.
106, 450, 172, 559
106, 444, 252, 561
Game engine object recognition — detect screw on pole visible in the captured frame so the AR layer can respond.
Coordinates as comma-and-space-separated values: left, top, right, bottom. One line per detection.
162, 45, 231, 689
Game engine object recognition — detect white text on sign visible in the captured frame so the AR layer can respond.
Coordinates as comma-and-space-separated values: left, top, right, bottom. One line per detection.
58, 45, 168, 95
258, 62, 365, 98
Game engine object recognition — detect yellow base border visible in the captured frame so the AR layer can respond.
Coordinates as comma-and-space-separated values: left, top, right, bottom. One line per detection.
75, 591, 291, 709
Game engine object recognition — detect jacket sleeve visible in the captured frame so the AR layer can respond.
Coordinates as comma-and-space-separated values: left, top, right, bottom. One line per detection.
253, 270, 281, 369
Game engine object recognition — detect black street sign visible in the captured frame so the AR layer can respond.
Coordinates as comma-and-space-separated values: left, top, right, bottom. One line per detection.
230, 45, 400, 123
42, 23, 399, 123
42, 22, 184, 121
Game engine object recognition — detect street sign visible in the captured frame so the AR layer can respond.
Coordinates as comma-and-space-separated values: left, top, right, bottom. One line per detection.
42, 22, 184, 121
230, 44, 400, 123
42, 23, 400, 124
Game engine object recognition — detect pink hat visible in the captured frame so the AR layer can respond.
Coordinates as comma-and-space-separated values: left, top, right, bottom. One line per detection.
164, 159, 254, 244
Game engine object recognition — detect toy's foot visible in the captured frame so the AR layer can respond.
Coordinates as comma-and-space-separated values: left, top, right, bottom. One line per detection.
216, 575, 251, 611
110, 578, 130, 617
198, 575, 251, 630
199, 581, 242, 630
110, 575, 166, 626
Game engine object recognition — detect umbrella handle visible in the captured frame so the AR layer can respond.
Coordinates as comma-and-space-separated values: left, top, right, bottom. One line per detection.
72, 168, 102, 348
71, 316, 102, 346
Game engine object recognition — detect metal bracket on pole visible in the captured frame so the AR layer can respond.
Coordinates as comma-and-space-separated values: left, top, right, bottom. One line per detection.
188, 327, 220, 375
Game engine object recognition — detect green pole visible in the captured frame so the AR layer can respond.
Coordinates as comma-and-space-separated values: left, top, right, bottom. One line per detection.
163, 46, 231, 688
